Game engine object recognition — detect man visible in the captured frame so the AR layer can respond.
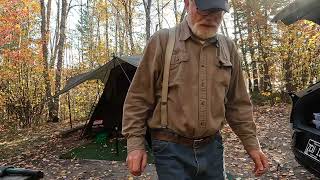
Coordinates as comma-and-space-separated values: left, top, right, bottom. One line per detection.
122, 0, 269, 179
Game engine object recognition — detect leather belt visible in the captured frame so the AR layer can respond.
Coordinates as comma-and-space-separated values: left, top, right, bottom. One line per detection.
150, 129, 219, 148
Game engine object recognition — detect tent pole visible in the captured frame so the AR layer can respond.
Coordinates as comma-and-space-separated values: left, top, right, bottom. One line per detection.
115, 127, 119, 156
115, 58, 132, 83
67, 91, 73, 129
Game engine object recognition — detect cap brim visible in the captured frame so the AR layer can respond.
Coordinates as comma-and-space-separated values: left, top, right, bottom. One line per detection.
195, 0, 230, 12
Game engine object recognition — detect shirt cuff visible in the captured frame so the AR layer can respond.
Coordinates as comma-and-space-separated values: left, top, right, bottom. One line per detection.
127, 136, 146, 153
241, 136, 261, 151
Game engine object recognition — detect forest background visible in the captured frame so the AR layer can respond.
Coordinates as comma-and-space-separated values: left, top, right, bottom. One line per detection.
0, 0, 320, 130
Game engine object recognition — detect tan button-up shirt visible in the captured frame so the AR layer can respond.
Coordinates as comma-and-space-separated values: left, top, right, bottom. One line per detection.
122, 19, 260, 153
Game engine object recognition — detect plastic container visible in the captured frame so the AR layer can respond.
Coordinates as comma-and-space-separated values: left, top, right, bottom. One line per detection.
312, 120, 320, 129
314, 113, 320, 121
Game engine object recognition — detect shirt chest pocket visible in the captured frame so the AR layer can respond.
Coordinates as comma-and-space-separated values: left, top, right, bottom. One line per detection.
169, 53, 190, 84
212, 56, 233, 88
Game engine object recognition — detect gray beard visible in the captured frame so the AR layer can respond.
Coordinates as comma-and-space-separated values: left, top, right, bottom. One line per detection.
186, 15, 218, 40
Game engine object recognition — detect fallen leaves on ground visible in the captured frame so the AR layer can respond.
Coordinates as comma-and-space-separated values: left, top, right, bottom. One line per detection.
0, 104, 318, 179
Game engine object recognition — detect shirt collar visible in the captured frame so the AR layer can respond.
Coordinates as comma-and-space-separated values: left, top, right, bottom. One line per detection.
179, 19, 192, 41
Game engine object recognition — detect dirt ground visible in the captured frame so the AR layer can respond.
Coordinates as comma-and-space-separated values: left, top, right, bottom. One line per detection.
0, 104, 319, 179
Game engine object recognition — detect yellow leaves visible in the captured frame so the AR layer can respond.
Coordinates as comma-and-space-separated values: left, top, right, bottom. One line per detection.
0, 92, 5, 107
261, 91, 271, 97
94, 0, 110, 21
29, 0, 40, 12
96, 0, 108, 10
15, 24, 20, 30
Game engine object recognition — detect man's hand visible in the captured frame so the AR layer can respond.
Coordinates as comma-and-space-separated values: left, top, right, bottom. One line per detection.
126, 149, 148, 176
247, 149, 269, 177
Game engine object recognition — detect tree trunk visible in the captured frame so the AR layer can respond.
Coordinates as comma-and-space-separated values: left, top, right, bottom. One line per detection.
88, 1, 94, 66
128, 0, 135, 54
115, 9, 118, 55
256, 24, 272, 92
105, 0, 109, 60
222, 19, 229, 38
173, 0, 178, 24
46, 0, 52, 37
157, 0, 162, 30
121, 0, 135, 54
49, 0, 60, 69
263, 63, 272, 92
246, 0, 259, 93
249, 29, 259, 92
40, 0, 56, 122
53, 0, 68, 122
231, 0, 253, 92
284, 37, 295, 92
143, 0, 152, 42
119, 18, 124, 56
180, 8, 186, 23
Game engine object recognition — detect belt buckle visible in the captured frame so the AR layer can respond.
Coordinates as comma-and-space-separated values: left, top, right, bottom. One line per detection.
193, 138, 204, 147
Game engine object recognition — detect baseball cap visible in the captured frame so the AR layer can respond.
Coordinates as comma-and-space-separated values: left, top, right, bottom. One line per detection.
194, 0, 230, 12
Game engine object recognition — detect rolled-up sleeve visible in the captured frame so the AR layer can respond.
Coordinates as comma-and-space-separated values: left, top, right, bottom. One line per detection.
225, 42, 261, 151
122, 32, 163, 153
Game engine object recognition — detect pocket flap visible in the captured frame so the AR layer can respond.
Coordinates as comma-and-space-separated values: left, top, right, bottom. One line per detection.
171, 52, 190, 65
218, 56, 233, 67
217, 35, 232, 67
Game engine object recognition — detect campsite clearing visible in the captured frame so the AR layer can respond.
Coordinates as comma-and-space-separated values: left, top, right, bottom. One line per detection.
0, 104, 317, 179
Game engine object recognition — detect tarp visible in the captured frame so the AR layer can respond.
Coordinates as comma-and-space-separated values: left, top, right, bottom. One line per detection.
54, 56, 141, 97
272, 0, 320, 25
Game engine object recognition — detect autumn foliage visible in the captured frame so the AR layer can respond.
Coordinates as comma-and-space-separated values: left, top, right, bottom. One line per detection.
0, 0, 319, 130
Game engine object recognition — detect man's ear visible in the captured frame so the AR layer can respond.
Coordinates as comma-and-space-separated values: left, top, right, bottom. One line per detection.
184, 0, 190, 11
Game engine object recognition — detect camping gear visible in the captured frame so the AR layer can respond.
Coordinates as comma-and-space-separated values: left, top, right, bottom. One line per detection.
312, 120, 320, 129
0, 166, 44, 180
55, 56, 141, 155
271, 0, 320, 25
314, 113, 320, 121
55, 56, 141, 137
312, 113, 320, 129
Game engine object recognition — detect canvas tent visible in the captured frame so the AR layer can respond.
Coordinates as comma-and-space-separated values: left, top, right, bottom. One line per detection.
271, 0, 320, 25
55, 56, 141, 137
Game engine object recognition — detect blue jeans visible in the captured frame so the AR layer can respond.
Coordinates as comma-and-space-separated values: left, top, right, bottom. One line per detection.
151, 134, 225, 180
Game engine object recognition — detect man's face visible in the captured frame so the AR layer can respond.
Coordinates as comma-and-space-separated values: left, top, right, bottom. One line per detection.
185, 0, 224, 40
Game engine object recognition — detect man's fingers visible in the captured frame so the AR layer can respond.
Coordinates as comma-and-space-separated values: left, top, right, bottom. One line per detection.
252, 154, 263, 171
253, 152, 269, 177
247, 149, 269, 177
141, 152, 148, 172
258, 153, 269, 176
131, 155, 142, 175
127, 155, 139, 176
127, 150, 148, 176
126, 156, 132, 172
262, 154, 269, 169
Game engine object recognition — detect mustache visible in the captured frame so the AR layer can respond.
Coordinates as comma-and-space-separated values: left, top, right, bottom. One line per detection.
197, 22, 218, 27
198, 19, 219, 27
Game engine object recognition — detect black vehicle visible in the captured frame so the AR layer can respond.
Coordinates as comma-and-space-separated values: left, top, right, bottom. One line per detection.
0, 166, 44, 180
272, 0, 320, 177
